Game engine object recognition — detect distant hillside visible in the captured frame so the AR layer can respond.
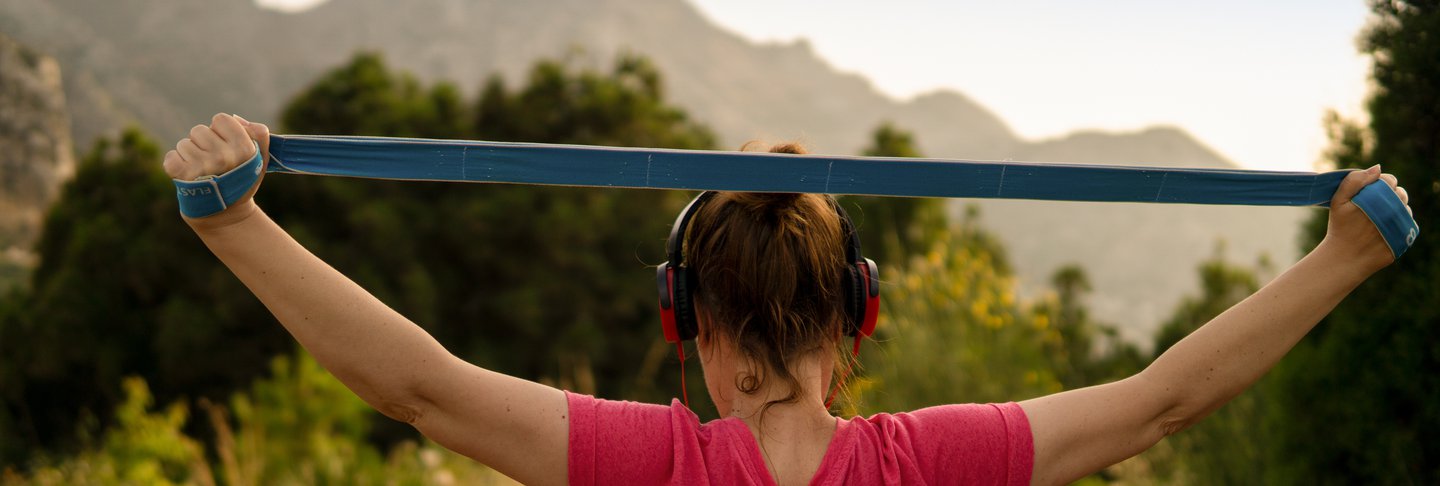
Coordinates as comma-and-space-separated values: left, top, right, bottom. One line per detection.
992, 127, 1308, 343
0, 0, 1307, 342
0, 33, 74, 289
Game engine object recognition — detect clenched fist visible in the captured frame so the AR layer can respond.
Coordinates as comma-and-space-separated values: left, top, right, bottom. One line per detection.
164, 113, 271, 225
1322, 165, 1414, 273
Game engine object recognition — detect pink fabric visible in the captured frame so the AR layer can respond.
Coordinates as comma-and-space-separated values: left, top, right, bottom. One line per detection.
566, 392, 1032, 485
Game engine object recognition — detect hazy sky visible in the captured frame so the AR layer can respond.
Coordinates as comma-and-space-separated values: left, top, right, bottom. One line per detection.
257, 0, 1373, 172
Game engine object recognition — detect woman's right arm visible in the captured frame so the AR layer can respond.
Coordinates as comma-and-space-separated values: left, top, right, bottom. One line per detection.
1018, 167, 1410, 485
167, 114, 568, 485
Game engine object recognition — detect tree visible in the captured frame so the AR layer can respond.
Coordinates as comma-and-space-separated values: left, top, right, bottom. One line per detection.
1152, 245, 1262, 355
852, 212, 1061, 412
3, 351, 512, 485
1264, 1, 1440, 482
1039, 265, 1143, 390
846, 122, 948, 265
0, 130, 291, 466
269, 52, 716, 409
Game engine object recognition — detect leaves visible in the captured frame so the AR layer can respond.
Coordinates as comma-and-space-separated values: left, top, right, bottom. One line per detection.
1265, 2, 1440, 482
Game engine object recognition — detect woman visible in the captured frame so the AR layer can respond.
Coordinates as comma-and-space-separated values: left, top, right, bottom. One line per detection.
165, 113, 1411, 485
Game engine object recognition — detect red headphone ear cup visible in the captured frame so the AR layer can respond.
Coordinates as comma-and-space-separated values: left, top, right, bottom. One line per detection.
658, 265, 682, 343
858, 258, 880, 338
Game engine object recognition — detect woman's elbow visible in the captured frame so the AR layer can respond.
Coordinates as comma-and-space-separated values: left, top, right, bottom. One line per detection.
376, 398, 426, 424
1132, 369, 1206, 437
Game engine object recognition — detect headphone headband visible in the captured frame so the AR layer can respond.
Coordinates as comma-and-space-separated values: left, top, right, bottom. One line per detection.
664, 191, 719, 268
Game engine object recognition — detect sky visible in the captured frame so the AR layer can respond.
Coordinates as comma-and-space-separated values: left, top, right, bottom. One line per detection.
256, 0, 1373, 172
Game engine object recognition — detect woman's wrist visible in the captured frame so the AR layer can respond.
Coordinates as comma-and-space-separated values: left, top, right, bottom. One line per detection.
185, 199, 262, 234
1310, 237, 1386, 286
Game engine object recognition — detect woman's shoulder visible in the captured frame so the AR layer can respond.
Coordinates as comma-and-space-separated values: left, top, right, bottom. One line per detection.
564, 391, 775, 485
862, 401, 1028, 425
827, 403, 1032, 485
845, 402, 1030, 445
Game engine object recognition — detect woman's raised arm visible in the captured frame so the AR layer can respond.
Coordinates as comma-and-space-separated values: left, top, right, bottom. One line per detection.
167, 114, 568, 485
1019, 166, 1410, 486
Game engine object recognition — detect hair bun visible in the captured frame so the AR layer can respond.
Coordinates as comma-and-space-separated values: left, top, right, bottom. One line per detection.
727, 142, 811, 212
727, 192, 805, 213
767, 143, 808, 155
755, 192, 804, 209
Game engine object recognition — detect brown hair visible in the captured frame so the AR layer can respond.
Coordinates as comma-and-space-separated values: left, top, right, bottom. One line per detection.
684, 142, 852, 411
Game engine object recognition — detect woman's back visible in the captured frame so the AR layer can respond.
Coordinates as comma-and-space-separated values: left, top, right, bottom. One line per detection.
566, 392, 1032, 485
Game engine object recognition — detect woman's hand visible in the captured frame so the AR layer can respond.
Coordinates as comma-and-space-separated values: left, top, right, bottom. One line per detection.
163, 113, 271, 229
1319, 165, 1413, 275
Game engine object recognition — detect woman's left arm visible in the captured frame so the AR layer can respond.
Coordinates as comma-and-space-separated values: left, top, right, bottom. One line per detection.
1019, 166, 1410, 486
175, 115, 568, 485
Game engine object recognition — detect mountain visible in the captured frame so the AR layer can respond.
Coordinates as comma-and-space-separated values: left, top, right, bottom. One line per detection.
0, 33, 74, 290
0, 0, 1307, 343
990, 127, 1309, 343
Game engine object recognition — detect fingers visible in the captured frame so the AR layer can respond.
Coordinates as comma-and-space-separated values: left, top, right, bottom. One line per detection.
165, 113, 264, 181
1378, 171, 1411, 207
188, 124, 220, 151
1379, 173, 1398, 190
1379, 171, 1411, 212
1332, 165, 1382, 206
234, 114, 271, 159
211, 113, 254, 159
175, 138, 222, 175
163, 150, 196, 180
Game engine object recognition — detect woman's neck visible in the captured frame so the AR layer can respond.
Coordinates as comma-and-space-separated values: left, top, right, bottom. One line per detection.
724, 361, 834, 425
726, 353, 839, 485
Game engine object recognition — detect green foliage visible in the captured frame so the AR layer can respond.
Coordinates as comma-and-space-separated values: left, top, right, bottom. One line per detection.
207, 352, 510, 485
0, 129, 290, 465
1264, 1, 1440, 482
1037, 265, 1143, 390
280, 52, 465, 138
267, 51, 715, 407
846, 123, 949, 265
219, 352, 381, 484
850, 211, 1129, 411
474, 54, 715, 148
2, 378, 210, 486
1152, 245, 1263, 355
2, 352, 515, 486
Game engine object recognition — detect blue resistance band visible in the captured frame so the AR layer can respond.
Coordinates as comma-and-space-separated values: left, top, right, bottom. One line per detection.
172, 141, 265, 219
173, 134, 1419, 259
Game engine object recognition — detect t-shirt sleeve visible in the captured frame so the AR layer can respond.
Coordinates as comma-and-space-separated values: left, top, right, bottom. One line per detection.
899, 402, 1033, 486
566, 391, 687, 486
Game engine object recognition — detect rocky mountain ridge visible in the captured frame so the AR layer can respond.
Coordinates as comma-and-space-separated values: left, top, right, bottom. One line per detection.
0, 32, 75, 289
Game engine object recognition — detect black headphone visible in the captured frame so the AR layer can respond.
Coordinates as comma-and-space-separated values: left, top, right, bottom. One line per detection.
656, 191, 880, 344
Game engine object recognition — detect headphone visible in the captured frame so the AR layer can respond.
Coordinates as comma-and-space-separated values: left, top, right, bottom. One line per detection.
656, 191, 881, 345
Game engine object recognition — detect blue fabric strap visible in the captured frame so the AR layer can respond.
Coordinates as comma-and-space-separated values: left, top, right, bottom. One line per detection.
172, 141, 264, 219
1353, 182, 1419, 259
186, 134, 1422, 259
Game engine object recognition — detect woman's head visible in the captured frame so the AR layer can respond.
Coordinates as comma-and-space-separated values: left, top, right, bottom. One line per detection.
681, 143, 854, 414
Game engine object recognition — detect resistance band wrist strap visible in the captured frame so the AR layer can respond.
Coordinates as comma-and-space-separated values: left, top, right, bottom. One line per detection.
256, 134, 1418, 258
172, 141, 264, 219
1352, 182, 1419, 259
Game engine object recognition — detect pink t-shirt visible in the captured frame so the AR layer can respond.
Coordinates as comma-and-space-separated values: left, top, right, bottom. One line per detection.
566, 392, 1032, 485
